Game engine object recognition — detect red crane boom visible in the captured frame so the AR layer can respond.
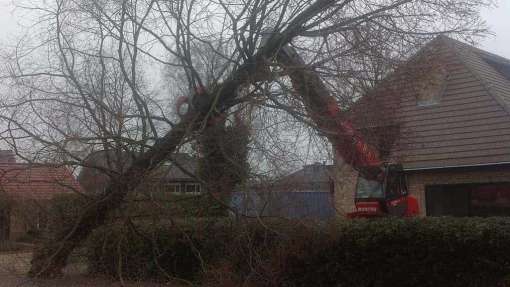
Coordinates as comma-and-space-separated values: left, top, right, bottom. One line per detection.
274, 44, 382, 175
273, 43, 419, 218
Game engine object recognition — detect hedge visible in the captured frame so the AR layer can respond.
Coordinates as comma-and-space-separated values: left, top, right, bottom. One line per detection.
47, 192, 228, 232
47, 194, 90, 235
86, 218, 510, 286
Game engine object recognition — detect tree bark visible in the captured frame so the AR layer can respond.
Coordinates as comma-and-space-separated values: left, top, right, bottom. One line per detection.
29, 120, 192, 277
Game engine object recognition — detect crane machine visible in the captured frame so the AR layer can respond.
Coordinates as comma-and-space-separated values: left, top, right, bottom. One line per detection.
273, 40, 419, 218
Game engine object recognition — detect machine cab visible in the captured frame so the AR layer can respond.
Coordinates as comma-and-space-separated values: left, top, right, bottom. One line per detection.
348, 164, 418, 218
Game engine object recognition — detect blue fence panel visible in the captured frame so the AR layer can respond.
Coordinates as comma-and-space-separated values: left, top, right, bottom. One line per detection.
230, 191, 335, 220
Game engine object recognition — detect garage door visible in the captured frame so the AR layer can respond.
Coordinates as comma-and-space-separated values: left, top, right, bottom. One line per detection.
426, 183, 510, 217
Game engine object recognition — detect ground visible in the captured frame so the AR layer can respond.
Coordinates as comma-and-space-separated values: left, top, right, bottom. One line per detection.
0, 252, 179, 286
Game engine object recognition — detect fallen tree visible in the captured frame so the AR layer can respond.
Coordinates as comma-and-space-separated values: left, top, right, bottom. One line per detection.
26, 0, 342, 276
0, 0, 491, 278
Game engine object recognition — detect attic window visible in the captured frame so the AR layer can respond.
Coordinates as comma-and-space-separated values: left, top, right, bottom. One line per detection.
416, 64, 448, 107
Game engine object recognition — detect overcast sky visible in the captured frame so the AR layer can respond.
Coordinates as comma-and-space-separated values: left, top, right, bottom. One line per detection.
0, 1, 508, 57
480, 1, 510, 58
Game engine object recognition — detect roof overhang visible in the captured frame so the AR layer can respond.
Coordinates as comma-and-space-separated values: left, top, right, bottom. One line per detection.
404, 161, 510, 172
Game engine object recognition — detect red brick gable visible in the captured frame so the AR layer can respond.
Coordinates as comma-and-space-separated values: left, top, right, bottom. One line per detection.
0, 163, 82, 200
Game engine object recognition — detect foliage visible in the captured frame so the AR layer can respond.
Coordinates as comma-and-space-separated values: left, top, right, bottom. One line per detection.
46, 194, 91, 236
87, 217, 510, 286
281, 218, 510, 287
86, 220, 230, 281
198, 120, 250, 194
125, 192, 231, 218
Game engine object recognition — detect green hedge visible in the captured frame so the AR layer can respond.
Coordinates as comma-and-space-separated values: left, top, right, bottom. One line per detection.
47, 192, 228, 232
86, 218, 510, 286
86, 219, 279, 281
283, 218, 510, 287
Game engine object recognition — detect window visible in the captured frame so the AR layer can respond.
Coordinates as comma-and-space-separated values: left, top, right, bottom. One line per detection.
416, 65, 448, 107
355, 177, 384, 199
426, 185, 470, 216
165, 183, 181, 193
184, 183, 201, 193
471, 184, 510, 216
164, 182, 201, 193
426, 183, 510, 217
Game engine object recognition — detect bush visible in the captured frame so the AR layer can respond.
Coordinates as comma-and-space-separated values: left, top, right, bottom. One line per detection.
86, 217, 510, 286
282, 218, 510, 287
87, 220, 230, 281
123, 192, 231, 219
47, 193, 90, 236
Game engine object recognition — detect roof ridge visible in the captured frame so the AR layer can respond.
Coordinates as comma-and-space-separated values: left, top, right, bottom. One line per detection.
440, 36, 510, 119
440, 35, 510, 65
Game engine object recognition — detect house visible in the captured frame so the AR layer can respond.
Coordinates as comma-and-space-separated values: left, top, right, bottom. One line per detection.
335, 36, 510, 217
230, 163, 336, 219
248, 162, 334, 193
0, 150, 82, 240
78, 151, 202, 194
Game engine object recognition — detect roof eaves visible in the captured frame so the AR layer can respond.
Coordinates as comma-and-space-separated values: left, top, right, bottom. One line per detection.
404, 161, 510, 172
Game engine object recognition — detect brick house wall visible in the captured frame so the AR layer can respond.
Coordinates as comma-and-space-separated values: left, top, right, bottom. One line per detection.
332, 164, 510, 217
333, 160, 358, 215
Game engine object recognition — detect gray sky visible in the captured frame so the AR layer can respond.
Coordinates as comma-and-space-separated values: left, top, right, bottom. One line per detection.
0, 0, 506, 166
0, 0, 17, 44
0, 1, 508, 57
480, 1, 510, 58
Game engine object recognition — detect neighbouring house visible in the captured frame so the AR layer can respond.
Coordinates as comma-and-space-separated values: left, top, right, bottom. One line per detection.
79, 151, 242, 218
144, 153, 202, 193
254, 162, 335, 193
78, 151, 202, 194
0, 150, 81, 240
335, 35, 510, 217
231, 163, 336, 219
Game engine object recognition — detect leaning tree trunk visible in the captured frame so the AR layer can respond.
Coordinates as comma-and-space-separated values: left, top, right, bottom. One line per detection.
28, 121, 192, 277
28, 50, 259, 278
28, 1, 338, 276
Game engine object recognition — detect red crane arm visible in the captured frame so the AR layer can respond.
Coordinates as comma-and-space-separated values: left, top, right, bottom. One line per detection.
274, 45, 382, 173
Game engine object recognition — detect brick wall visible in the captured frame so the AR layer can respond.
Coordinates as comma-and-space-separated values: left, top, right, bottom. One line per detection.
332, 162, 510, 217
333, 160, 358, 215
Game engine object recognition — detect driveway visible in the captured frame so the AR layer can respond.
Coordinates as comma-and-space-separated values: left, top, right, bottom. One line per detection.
0, 252, 178, 286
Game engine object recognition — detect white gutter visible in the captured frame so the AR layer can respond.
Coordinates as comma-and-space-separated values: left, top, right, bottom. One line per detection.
404, 161, 510, 172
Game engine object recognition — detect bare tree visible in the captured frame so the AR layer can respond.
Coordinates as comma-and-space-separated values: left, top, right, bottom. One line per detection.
0, 0, 491, 277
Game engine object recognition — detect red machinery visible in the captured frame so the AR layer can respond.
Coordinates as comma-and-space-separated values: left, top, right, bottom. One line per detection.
273, 40, 420, 218
348, 164, 419, 218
